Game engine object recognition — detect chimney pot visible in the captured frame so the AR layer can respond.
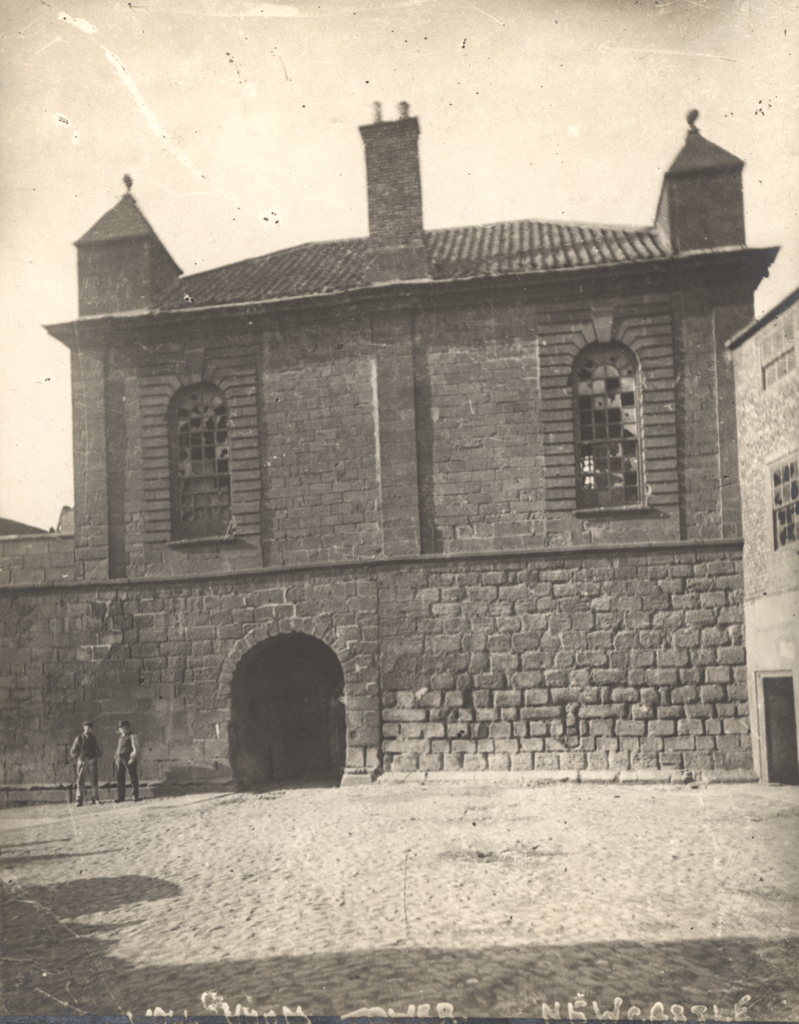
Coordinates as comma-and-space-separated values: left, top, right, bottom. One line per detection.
398, 101, 410, 119
373, 101, 382, 123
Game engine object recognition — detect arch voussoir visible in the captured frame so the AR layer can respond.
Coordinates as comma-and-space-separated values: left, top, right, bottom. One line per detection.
214, 612, 362, 711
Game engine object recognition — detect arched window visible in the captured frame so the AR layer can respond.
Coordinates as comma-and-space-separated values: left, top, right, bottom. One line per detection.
169, 383, 232, 539
573, 344, 642, 509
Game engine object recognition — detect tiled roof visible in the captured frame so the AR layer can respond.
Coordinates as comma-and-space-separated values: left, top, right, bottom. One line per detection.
76, 194, 161, 246
726, 284, 799, 350
0, 518, 46, 536
156, 220, 671, 310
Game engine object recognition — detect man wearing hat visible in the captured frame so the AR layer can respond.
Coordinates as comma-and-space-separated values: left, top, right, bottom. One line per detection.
70, 721, 102, 807
114, 720, 140, 802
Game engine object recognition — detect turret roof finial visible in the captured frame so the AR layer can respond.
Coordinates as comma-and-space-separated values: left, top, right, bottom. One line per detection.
686, 109, 699, 133
123, 173, 133, 192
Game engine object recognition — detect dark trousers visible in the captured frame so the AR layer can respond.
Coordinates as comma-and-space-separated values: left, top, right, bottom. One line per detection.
116, 756, 139, 800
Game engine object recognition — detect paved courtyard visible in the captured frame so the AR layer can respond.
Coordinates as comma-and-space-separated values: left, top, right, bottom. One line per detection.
1, 781, 798, 1019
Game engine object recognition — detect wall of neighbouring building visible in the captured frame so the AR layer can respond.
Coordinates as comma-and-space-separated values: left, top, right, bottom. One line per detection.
730, 296, 799, 783
0, 540, 752, 803
0, 534, 76, 587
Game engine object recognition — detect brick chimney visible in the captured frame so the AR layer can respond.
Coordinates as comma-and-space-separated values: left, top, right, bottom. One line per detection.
359, 102, 428, 283
655, 111, 745, 254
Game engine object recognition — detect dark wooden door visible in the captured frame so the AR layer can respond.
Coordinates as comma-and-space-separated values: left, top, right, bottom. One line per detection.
230, 632, 346, 787
763, 677, 799, 785
266, 671, 331, 781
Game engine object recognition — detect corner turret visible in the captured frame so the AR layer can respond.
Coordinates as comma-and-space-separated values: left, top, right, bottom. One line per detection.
655, 111, 745, 253
74, 177, 181, 315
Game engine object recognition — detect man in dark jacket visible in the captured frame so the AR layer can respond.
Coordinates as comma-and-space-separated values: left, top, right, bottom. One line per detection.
70, 721, 102, 806
114, 720, 140, 803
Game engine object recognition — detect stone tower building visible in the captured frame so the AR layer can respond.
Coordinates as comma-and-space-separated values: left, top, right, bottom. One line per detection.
0, 108, 779, 799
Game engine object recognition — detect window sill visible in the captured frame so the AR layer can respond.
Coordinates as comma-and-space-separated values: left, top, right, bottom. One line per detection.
574, 505, 658, 519
167, 535, 240, 548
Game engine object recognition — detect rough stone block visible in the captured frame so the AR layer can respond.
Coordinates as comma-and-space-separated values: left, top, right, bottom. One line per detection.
519, 737, 544, 752
495, 690, 522, 707
717, 646, 746, 665
616, 720, 645, 736
663, 736, 695, 750
608, 751, 631, 770
586, 751, 610, 770
463, 753, 488, 771
683, 751, 714, 770
382, 708, 426, 721
648, 719, 675, 736
670, 685, 699, 704
722, 718, 750, 734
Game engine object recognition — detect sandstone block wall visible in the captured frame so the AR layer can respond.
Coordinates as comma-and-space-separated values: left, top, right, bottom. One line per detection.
0, 540, 750, 799
64, 268, 752, 584
0, 535, 75, 587
377, 545, 748, 775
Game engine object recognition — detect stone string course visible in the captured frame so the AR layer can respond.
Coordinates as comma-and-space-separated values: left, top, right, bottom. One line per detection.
0, 541, 750, 795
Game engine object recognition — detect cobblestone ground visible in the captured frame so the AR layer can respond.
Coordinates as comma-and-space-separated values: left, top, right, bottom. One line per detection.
1, 781, 798, 1020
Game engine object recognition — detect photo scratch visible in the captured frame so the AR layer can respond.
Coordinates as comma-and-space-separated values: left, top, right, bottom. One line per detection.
58, 11, 97, 34
468, 5, 504, 26
100, 46, 251, 218
33, 35, 62, 56
601, 45, 736, 62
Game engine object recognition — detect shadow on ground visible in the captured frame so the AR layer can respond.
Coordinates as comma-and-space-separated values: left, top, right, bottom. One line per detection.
2, 881, 797, 1020
7, 875, 181, 919
1, 849, 117, 867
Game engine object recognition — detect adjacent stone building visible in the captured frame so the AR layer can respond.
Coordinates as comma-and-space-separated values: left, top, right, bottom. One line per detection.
0, 108, 781, 799
727, 287, 799, 785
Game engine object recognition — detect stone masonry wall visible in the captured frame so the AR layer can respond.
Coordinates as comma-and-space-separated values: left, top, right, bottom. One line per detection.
732, 300, 799, 600
378, 544, 748, 775
0, 540, 749, 800
67, 272, 754, 580
0, 535, 75, 587
262, 341, 382, 566
416, 306, 543, 553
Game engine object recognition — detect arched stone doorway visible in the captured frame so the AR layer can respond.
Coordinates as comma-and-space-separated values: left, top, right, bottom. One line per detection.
228, 632, 346, 788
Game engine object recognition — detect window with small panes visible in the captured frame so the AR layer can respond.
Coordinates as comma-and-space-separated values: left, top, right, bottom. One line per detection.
573, 344, 642, 509
772, 455, 799, 550
169, 383, 232, 539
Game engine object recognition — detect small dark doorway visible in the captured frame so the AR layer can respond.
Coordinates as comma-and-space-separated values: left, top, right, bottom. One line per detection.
229, 633, 346, 789
763, 676, 799, 785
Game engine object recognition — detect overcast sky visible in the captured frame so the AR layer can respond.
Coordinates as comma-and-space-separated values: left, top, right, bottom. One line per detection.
1, 0, 796, 530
